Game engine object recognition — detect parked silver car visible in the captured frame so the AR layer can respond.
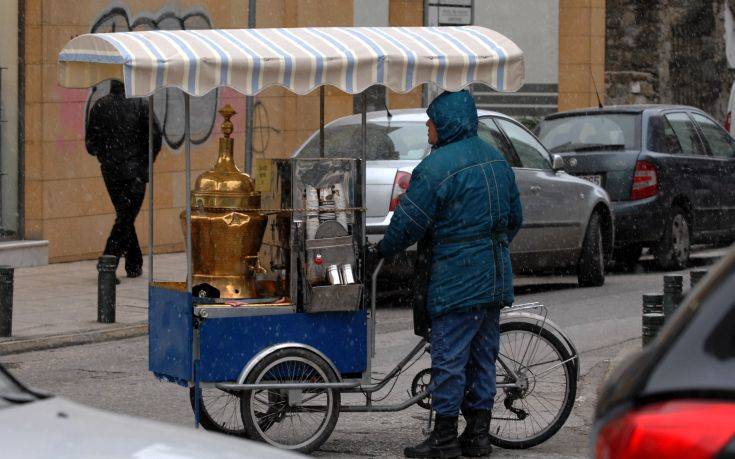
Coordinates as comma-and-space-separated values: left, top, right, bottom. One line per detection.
294, 109, 614, 287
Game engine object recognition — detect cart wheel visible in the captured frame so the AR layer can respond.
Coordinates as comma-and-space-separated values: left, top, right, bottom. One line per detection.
239, 348, 341, 454
410, 368, 432, 410
189, 387, 247, 437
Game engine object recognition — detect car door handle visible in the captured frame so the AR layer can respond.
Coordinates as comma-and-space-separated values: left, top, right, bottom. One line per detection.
530, 185, 541, 195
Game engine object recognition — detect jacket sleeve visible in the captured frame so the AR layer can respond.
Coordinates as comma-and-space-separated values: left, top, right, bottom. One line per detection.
377, 166, 437, 258
507, 169, 523, 243
85, 103, 104, 157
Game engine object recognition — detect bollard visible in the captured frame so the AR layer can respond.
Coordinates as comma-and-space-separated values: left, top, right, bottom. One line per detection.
97, 255, 117, 323
662, 274, 683, 319
0, 266, 13, 337
642, 312, 665, 346
642, 293, 664, 315
690, 269, 707, 289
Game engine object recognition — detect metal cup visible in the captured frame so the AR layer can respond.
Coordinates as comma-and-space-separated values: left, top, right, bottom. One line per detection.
340, 264, 355, 284
327, 264, 342, 285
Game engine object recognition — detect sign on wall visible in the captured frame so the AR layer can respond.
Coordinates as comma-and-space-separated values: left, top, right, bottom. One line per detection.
427, 0, 473, 26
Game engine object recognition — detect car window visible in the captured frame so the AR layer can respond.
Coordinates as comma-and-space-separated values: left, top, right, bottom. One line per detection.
477, 117, 520, 166
495, 118, 551, 169
692, 113, 735, 159
648, 115, 683, 154
537, 113, 640, 152
664, 112, 707, 156
297, 122, 431, 161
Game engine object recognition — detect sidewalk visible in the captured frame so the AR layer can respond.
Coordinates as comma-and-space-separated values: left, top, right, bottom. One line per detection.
0, 252, 188, 355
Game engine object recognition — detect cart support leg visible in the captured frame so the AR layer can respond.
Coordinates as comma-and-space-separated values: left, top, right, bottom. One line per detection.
194, 359, 201, 429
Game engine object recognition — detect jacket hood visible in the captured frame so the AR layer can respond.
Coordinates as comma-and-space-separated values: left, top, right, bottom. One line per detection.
426, 89, 478, 147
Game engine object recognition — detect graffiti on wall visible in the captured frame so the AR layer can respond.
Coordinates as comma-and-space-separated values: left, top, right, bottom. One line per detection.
85, 6, 219, 150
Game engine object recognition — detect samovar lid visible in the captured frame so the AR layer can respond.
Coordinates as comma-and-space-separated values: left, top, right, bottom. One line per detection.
192, 105, 260, 209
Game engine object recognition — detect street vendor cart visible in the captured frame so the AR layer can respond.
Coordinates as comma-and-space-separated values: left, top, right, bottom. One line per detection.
58, 26, 578, 454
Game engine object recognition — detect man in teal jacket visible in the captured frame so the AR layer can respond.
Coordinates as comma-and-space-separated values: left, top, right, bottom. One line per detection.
377, 90, 522, 458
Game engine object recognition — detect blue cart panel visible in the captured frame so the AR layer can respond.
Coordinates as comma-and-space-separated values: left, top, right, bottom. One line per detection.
149, 285, 193, 386
149, 285, 367, 386
199, 310, 367, 382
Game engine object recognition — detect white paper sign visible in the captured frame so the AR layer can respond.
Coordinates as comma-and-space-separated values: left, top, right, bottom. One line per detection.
438, 7, 472, 25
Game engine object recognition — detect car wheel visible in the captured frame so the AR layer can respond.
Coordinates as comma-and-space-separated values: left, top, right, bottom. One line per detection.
613, 245, 643, 270
578, 212, 605, 287
654, 206, 690, 270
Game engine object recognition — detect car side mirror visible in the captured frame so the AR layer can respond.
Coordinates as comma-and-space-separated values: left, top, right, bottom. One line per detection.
552, 154, 565, 171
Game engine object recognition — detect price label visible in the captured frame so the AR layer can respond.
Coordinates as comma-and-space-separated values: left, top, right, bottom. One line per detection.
254, 158, 272, 193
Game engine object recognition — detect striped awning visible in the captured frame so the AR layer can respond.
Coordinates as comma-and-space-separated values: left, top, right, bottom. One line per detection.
58, 26, 524, 97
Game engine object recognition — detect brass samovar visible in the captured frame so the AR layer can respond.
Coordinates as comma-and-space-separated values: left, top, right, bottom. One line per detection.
181, 105, 267, 298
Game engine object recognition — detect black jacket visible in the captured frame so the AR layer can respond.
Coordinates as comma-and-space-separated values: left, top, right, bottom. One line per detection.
85, 89, 162, 182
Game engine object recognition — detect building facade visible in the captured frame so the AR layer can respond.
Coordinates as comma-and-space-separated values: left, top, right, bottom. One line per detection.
0, 0, 604, 264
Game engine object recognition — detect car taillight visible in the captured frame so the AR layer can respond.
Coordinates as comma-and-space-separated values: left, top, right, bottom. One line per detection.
595, 400, 735, 459
725, 112, 731, 133
630, 160, 658, 200
389, 171, 411, 212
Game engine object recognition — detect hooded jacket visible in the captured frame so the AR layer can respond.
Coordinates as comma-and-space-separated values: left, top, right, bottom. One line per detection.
378, 90, 523, 317
85, 81, 162, 182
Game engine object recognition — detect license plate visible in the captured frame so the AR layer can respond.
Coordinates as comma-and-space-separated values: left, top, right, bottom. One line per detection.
578, 174, 603, 186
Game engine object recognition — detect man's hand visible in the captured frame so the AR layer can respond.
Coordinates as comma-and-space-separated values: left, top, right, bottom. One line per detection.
367, 242, 384, 260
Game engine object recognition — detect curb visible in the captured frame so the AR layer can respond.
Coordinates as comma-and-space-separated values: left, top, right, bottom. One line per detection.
0, 323, 148, 355
599, 337, 641, 390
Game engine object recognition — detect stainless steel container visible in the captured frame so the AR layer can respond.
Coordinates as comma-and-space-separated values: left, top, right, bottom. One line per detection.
340, 264, 355, 284
327, 264, 342, 285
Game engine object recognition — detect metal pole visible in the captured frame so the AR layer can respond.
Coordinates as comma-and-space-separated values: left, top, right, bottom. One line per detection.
360, 91, 369, 389
97, 255, 117, 323
0, 67, 4, 230
423, 0, 430, 108
319, 86, 325, 157
184, 95, 193, 292
148, 95, 154, 284
244, 0, 257, 173
0, 266, 13, 337
361, 91, 367, 280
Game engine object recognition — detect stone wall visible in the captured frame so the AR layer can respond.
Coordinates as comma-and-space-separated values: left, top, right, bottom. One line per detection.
605, 0, 734, 120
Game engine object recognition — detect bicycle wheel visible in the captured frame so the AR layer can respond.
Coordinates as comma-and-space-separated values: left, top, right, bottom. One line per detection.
189, 387, 247, 436
489, 321, 577, 449
239, 348, 340, 454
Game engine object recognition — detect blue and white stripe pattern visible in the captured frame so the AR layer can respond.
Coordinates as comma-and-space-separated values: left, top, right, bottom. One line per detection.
58, 26, 524, 97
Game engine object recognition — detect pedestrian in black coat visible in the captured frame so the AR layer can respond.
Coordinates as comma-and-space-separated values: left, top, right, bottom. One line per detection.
85, 80, 162, 278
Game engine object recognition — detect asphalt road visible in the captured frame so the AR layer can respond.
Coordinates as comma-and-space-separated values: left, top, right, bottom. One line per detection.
1, 248, 726, 458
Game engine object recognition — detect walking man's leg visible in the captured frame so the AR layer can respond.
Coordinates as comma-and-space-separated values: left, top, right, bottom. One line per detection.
121, 177, 146, 277
102, 174, 125, 265
459, 307, 501, 457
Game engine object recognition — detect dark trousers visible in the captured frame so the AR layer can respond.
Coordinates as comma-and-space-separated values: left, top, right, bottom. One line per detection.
429, 307, 501, 416
102, 174, 146, 272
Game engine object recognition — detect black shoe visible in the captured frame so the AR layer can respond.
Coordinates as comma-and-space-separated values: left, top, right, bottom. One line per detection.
459, 409, 493, 457
404, 415, 462, 458
115, 277, 121, 285
126, 266, 142, 278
